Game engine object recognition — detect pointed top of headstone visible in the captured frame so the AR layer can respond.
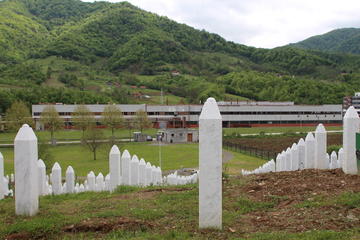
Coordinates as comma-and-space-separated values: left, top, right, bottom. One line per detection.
37, 159, 45, 168
0, 152, 3, 159
139, 158, 146, 165
110, 145, 120, 155
14, 124, 37, 141
315, 123, 326, 133
52, 162, 61, 170
146, 162, 152, 167
285, 147, 291, 153
66, 166, 74, 173
305, 132, 315, 141
199, 97, 221, 120
344, 106, 359, 119
88, 171, 95, 177
105, 174, 110, 180
276, 154, 281, 160
298, 138, 305, 145
122, 149, 130, 159
281, 150, 285, 155
131, 155, 139, 162
339, 147, 344, 153
330, 151, 337, 158
291, 143, 297, 149
97, 172, 104, 179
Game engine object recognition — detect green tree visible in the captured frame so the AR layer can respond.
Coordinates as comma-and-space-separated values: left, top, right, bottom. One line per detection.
102, 104, 124, 141
72, 105, 95, 138
134, 109, 152, 133
40, 105, 63, 144
83, 126, 104, 160
5, 101, 33, 131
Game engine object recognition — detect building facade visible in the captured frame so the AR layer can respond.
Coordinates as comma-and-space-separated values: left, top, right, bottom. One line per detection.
32, 102, 343, 130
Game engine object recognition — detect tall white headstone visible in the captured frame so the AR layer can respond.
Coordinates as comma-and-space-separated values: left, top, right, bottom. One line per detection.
14, 124, 39, 216
109, 145, 121, 192
290, 143, 299, 171
275, 153, 281, 172
121, 150, 131, 185
199, 97, 222, 229
343, 106, 359, 174
130, 155, 140, 186
66, 166, 75, 194
51, 162, 62, 195
298, 138, 305, 170
138, 158, 146, 186
338, 148, 344, 169
315, 124, 328, 169
87, 171, 96, 191
285, 147, 291, 171
280, 150, 286, 171
96, 173, 105, 192
0, 152, 4, 200
145, 162, 153, 186
304, 132, 315, 169
37, 159, 47, 196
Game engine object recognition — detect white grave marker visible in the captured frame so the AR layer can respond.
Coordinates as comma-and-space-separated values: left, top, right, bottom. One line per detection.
199, 97, 222, 229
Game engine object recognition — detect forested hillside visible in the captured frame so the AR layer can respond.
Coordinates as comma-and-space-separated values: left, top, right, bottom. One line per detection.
291, 28, 360, 55
0, 0, 360, 114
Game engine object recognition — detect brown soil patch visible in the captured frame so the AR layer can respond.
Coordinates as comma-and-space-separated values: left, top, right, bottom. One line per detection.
225, 134, 342, 153
5, 232, 32, 240
113, 187, 193, 200
226, 169, 360, 233
63, 217, 155, 233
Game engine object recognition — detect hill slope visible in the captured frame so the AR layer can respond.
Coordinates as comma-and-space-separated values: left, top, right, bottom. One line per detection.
291, 28, 360, 55
0, 0, 360, 112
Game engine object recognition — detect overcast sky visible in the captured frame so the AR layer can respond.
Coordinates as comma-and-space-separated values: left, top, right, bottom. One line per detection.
84, 0, 360, 48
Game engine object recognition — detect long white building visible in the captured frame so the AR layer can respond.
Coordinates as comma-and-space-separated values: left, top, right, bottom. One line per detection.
32, 101, 342, 130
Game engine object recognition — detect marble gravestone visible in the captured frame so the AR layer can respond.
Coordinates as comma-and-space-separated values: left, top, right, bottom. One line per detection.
199, 97, 222, 229
130, 155, 139, 186
14, 124, 39, 216
109, 145, 121, 192
121, 150, 131, 185
315, 124, 328, 169
304, 132, 315, 169
343, 106, 359, 174
138, 158, 146, 186
66, 166, 75, 194
0, 152, 4, 200
37, 159, 47, 196
51, 162, 62, 195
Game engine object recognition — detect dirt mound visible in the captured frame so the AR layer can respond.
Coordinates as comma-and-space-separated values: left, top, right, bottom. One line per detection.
63, 217, 155, 233
227, 169, 360, 233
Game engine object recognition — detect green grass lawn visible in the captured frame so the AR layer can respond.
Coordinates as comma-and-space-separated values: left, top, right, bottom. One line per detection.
0, 128, 158, 143
224, 125, 342, 136
224, 151, 267, 175
0, 177, 359, 239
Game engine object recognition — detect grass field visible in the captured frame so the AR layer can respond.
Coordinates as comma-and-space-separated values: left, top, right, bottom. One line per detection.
0, 173, 359, 239
0, 142, 263, 176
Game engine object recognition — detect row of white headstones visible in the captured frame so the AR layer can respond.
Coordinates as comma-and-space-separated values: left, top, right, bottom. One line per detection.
0, 128, 199, 210
1, 97, 221, 230
242, 106, 359, 175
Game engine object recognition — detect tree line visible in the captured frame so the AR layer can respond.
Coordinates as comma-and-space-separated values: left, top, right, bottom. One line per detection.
2, 101, 152, 160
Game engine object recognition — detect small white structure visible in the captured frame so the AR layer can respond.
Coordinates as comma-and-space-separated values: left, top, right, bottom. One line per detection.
343, 106, 359, 174
199, 97, 222, 229
66, 166, 75, 194
109, 145, 121, 192
14, 124, 39, 216
96, 173, 105, 192
290, 143, 299, 171
51, 162, 62, 195
121, 150, 131, 185
145, 162, 152, 186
